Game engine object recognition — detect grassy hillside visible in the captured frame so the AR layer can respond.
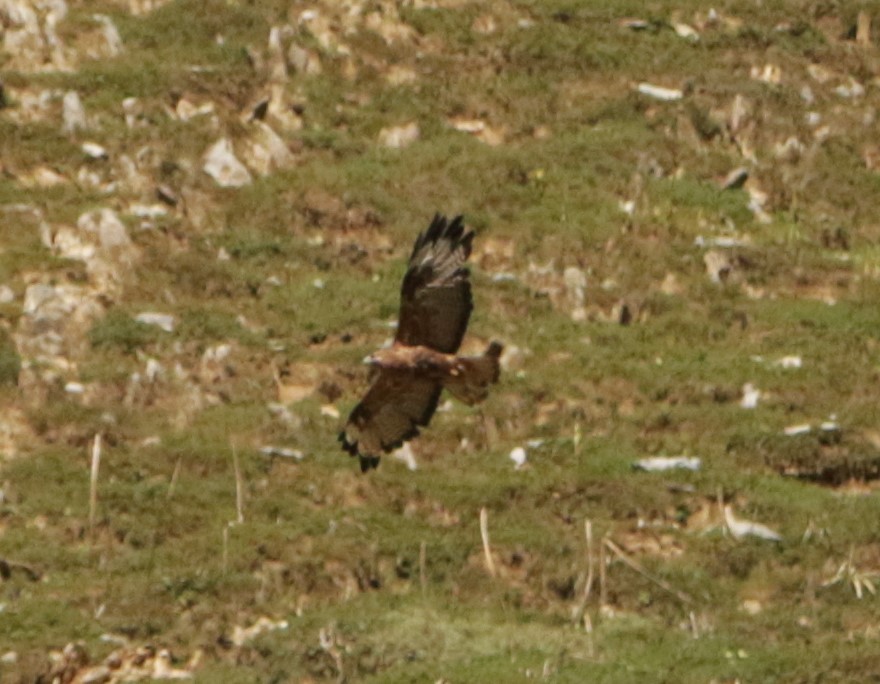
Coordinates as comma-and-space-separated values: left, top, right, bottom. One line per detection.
3, 0, 880, 681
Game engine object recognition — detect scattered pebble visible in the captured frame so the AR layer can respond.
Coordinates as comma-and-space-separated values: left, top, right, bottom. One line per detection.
673, 22, 699, 41
231, 617, 289, 647
740, 383, 761, 409
704, 250, 733, 283
320, 404, 340, 419
203, 138, 252, 188
633, 456, 701, 472
750, 63, 782, 84
724, 505, 782, 541
784, 424, 811, 436
509, 446, 527, 469
378, 122, 420, 149
635, 83, 683, 101
834, 79, 865, 99
775, 355, 802, 369
81, 142, 108, 159
720, 166, 749, 190
135, 312, 176, 333
61, 91, 87, 133
393, 442, 417, 470
259, 446, 304, 460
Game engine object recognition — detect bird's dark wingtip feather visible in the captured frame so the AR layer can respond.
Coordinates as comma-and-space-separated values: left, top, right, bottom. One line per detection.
486, 341, 504, 358
359, 455, 380, 472
338, 430, 358, 456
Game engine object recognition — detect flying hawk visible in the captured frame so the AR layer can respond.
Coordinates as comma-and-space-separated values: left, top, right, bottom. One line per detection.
339, 214, 503, 471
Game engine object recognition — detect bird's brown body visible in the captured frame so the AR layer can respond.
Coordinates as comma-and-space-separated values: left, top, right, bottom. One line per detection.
369, 344, 457, 374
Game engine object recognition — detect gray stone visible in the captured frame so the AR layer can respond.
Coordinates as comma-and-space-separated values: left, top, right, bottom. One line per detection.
203, 138, 252, 187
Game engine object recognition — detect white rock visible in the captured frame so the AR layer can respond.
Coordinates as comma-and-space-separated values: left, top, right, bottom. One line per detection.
288, 43, 321, 75
0, 286, 14, 303
242, 121, 295, 175
127, 203, 167, 218
17, 282, 104, 364
259, 445, 304, 460
94, 14, 123, 55
231, 617, 288, 648
61, 90, 87, 133
784, 423, 811, 436
633, 456, 701, 472
82, 141, 108, 159
509, 446, 527, 469
175, 98, 215, 121
378, 122, 420, 149
729, 94, 751, 134
775, 355, 802, 369
750, 64, 782, 84
740, 383, 761, 409
64, 381, 85, 394
774, 136, 804, 162
266, 25, 288, 82
392, 442, 417, 470
704, 250, 732, 283
720, 167, 749, 190
635, 83, 683, 101
203, 138, 252, 187
834, 79, 864, 98
122, 96, 140, 127
144, 357, 162, 382
135, 312, 175, 332
673, 22, 699, 41
724, 505, 782, 542
77, 208, 131, 249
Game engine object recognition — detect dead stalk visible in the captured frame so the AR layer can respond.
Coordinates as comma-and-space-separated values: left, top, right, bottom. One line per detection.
604, 538, 694, 605
419, 540, 427, 595
89, 433, 102, 541
232, 445, 244, 524
222, 526, 229, 574
584, 612, 595, 658
572, 519, 595, 624
599, 534, 608, 608
167, 456, 182, 499
479, 507, 497, 578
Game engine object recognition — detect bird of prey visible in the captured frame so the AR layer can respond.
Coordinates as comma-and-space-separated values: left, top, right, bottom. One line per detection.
339, 214, 503, 471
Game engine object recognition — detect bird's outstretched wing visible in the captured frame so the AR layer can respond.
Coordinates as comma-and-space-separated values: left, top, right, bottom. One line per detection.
395, 214, 474, 354
339, 369, 442, 471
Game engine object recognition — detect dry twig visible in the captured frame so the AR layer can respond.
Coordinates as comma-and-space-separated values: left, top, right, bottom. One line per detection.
480, 507, 497, 578
167, 456, 182, 499
419, 540, 427, 595
604, 538, 694, 605
89, 433, 102, 541
572, 519, 595, 624
232, 445, 244, 524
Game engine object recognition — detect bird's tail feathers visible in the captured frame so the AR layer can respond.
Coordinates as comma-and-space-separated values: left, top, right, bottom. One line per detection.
444, 341, 503, 405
